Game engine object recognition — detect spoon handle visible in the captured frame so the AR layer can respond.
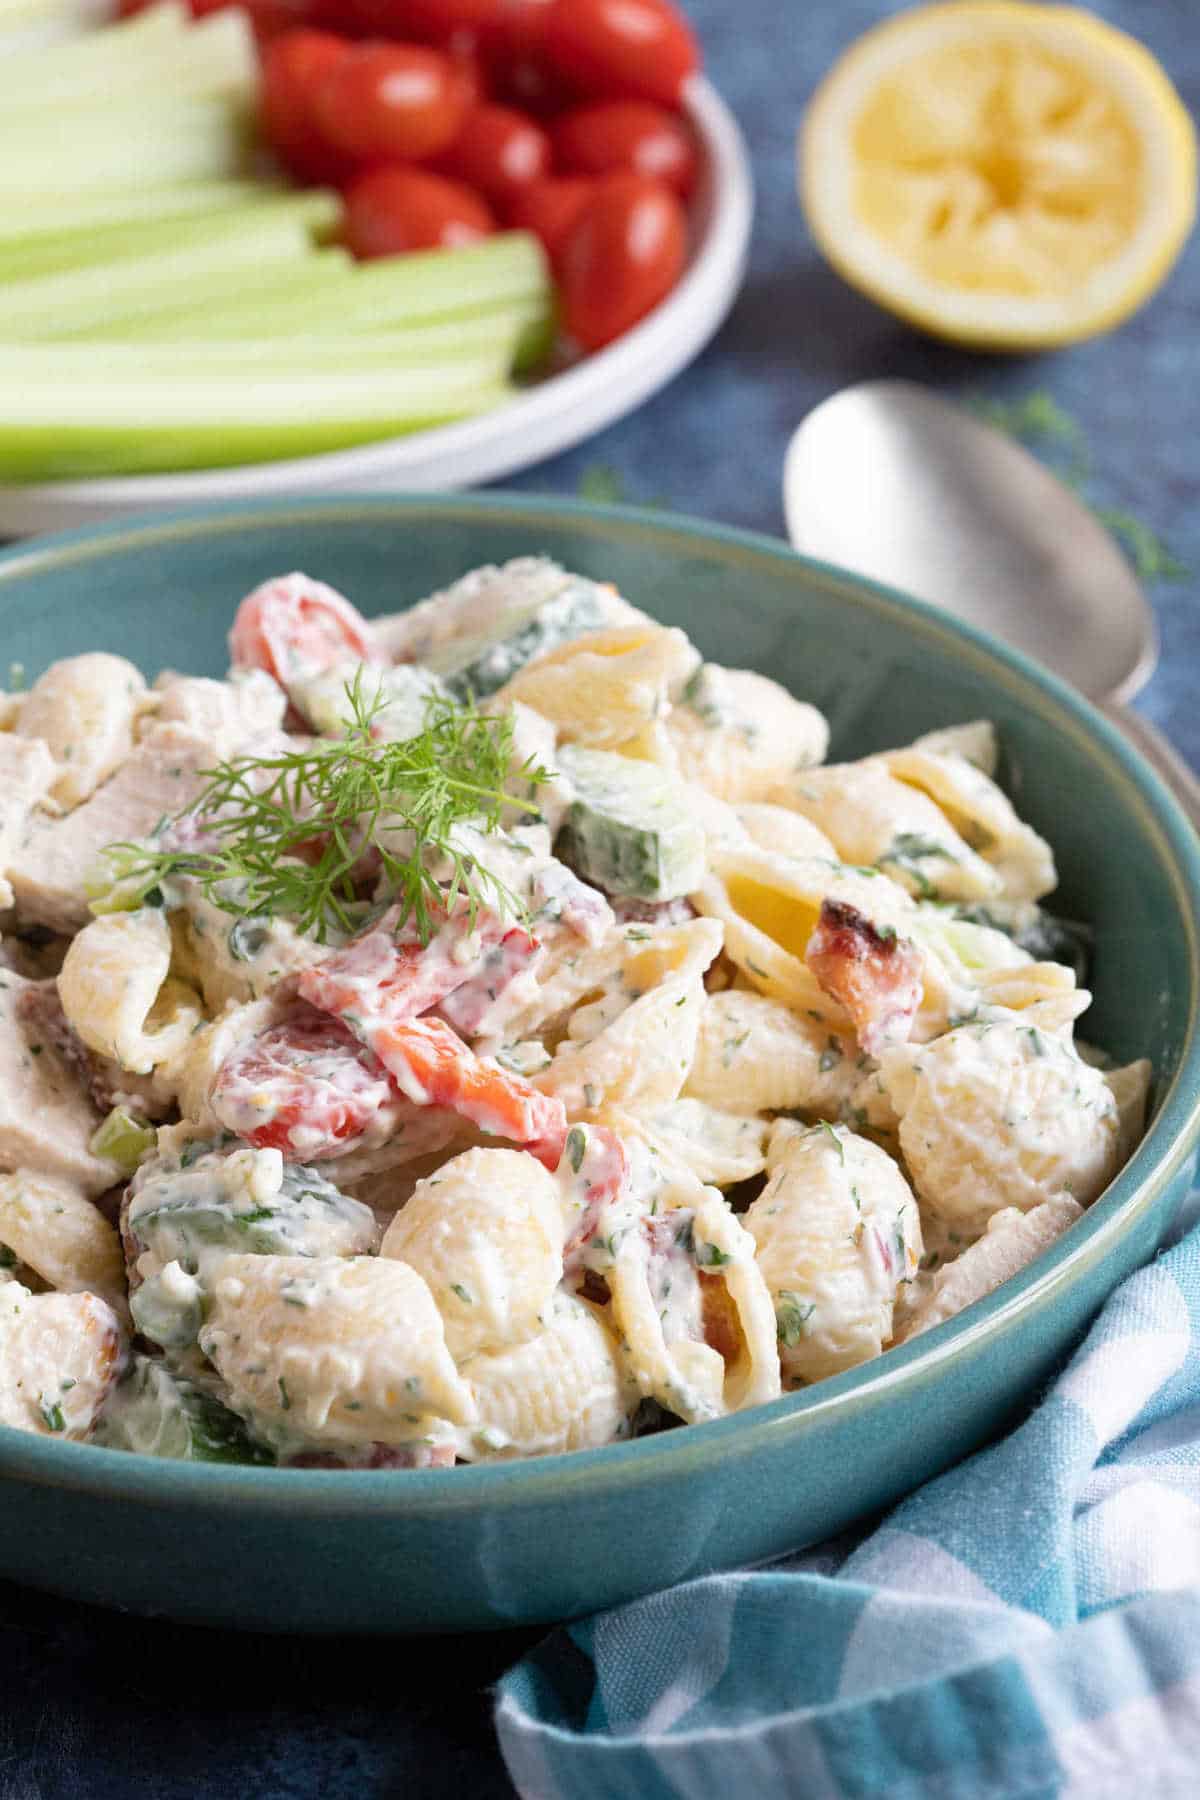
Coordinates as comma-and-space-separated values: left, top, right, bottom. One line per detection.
1099, 701, 1200, 834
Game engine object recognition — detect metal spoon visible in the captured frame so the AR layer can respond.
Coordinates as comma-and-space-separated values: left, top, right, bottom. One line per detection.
783, 379, 1200, 827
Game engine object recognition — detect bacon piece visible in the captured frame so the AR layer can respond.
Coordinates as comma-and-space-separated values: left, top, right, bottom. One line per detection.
805, 899, 922, 1057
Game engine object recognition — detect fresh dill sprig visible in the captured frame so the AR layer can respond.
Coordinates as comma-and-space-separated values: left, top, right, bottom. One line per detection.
104, 673, 550, 944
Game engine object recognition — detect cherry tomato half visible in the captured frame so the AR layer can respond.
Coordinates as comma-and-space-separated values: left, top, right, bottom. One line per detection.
228, 572, 380, 685
437, 103, 551, 204
260, 29, 354, 181
552, 99, 697, 196
542, 0, 699, 107
558, 172, 686, 349
314, 42, 471, 161
505, 174, 595, 265
343, 165, 496, 255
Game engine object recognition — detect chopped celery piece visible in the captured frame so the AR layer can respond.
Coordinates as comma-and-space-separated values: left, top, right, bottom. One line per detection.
0, 96, 253, 192
0, 5, 256, 108
0, 179, 275, 245
0, 192, 340, 283
1, 337, 517, 375
0, 220, 324, 337
90, 1106, 157, 1176
0, 362, 514, 477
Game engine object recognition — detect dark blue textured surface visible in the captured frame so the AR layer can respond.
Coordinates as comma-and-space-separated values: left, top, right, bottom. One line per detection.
2, 4, 1196, 1796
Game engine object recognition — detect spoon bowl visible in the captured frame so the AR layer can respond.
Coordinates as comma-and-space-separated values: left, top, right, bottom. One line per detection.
784, 379, 1158, 704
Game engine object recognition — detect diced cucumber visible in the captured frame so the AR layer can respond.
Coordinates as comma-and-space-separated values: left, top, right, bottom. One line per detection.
416, 560, 616, 697
555, 746, 706, 901
89, 1106, 156, 1177
127, 1144, 378, 1275
92, 1354, 273, 1464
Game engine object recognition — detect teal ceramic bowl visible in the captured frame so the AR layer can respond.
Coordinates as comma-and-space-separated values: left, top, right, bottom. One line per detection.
0, 494, 1197, 1635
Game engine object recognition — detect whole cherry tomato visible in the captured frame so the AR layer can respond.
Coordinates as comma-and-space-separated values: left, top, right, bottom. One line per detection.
343, 165, 496, 255
505, 174, 595, 265
542, 0, 699, 107
478, 0, 559, 114
384, 0, 506, 29
314, 42, 471, 161
558, 172, 686, 349
260, 29, 355, 182
437, 104, 551, 204
552, 100, 697, 196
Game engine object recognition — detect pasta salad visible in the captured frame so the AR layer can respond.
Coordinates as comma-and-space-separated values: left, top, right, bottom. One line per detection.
0, 558, 1151, 1467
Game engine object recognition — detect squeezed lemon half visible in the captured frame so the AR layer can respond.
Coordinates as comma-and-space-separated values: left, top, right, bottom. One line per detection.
800, 2, 1197, 348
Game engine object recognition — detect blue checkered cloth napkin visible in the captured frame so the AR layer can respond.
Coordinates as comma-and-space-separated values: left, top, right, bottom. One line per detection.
496, 1196, 1200, 1798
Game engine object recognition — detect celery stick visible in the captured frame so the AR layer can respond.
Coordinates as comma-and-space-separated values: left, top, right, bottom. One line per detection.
0, 221, 325, 337
51, 251, 356, 339
1, 7, 257, 107
0, 192, 340, 282
0, 337, 518, 376
94, 231, 554, 347
0, 0, 184, 82
0, 96, 253, 192
0, 364, 515, 479
0, 181, 276, 245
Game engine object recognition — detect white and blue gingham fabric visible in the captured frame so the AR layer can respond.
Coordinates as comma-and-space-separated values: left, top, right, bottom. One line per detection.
496, 1196, 1200, 1798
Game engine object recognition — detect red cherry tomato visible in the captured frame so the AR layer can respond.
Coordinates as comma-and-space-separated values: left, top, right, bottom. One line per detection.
505, 174, 595, 264
211, 1011, 396, 1158
260, 29, 355, 182
314, 42, 471, 161
229, 572, 380, 685
343, 165, 496, 255
383, 0, 506, 30
558, 172, 686, 349
479, 0, 560, 114
437, 104, 550, 203
542, 0, 699, 107
552, 100, 697, 196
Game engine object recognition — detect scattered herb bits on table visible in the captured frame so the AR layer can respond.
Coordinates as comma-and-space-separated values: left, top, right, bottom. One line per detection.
0, 0, 704, 481
0, 556, 1152, 1467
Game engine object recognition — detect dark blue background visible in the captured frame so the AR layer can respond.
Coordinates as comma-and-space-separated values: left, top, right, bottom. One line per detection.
3, 3, 1196, 1795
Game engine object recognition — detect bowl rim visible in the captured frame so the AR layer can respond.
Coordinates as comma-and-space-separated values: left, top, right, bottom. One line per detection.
0, 75, 752, 523
0, 489, 1197, 1515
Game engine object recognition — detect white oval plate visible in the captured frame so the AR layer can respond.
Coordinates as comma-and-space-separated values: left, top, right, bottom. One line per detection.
0, 78, 752, 539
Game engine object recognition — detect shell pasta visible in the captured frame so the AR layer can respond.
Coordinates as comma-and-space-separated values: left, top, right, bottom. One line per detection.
0, 557, 1152, 1466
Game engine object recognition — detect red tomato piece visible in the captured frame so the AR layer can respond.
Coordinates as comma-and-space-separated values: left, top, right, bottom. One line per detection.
342, 165, 495, 255
552, 99, 697, 197
560, 1124, 628, 1265
229, 572, 380, 685
478, 0, 560, 114
505, 175, 596, 264
369, 1015, 567, 1167
436, 104, 551, 204
297, 901, 515, 1030
381, 0, 506, 30
314, 42, 471, 161
558, 172, 687, 349
211, 1010, 395, 1158
438, 925, 541, 1035
542, 0, 699, 107
260, 28, 355, 182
